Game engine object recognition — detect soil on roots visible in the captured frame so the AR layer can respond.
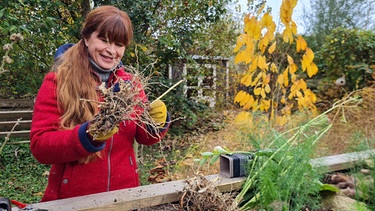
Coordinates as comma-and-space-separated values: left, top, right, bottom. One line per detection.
179, 175, 238, 211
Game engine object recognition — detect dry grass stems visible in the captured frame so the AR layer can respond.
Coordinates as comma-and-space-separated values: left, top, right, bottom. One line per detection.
84, 65, 162, 140
75, 61, 163, 164
317, 86, 375, 156
179, 175, 239, 211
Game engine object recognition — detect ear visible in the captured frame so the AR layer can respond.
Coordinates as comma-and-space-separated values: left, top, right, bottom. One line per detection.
83, 38, 88, 47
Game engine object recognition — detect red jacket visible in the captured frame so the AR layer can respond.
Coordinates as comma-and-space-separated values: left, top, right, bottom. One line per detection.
30, 68, 169, 202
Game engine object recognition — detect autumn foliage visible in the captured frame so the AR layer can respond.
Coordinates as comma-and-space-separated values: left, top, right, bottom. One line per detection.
233, 0, 318, 126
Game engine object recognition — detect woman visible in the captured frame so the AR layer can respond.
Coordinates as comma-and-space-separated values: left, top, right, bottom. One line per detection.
30, 5, 169, 202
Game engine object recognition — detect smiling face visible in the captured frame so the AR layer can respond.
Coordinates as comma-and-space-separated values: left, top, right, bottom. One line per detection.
84, 31, 126, 70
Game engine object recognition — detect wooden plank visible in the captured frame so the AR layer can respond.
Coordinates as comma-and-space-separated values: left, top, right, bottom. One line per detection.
0, 110, 33, 120
0, 120, 32, 124
19, 150, 375, 211
310, 149, 375, 172
20, 175, 245, 211
0, 130, 30, 138
0, 120, 32, 131
0, 99, 34, 110
0, 110, 33, 114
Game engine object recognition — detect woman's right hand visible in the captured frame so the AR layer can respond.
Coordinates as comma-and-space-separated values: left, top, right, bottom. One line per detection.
89, 126, 118, 141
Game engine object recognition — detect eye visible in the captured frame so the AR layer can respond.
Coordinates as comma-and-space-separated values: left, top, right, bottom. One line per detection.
100, 38, 109, 43
116, 43, 125, 47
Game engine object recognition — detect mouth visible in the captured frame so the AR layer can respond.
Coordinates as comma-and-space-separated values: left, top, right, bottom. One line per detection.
100, 54, 113, 61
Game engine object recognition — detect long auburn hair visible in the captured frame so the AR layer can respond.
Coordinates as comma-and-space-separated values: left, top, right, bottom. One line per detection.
53, 6, 133, 129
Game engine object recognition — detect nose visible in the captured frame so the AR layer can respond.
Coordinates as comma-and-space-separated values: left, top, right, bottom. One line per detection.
106, 43, 116, 56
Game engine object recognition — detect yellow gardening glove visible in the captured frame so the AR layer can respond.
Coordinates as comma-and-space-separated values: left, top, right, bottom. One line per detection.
89, 126, 119, 141
149, 100, 167, 127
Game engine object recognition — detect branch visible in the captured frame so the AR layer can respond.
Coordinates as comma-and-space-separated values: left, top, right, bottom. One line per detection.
0, 118, 22, 154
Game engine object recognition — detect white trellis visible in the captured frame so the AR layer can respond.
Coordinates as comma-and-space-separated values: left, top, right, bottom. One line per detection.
168, 55, 229, 107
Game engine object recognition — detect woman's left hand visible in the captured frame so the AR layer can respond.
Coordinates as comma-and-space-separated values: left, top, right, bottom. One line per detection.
149, 100, 167, 127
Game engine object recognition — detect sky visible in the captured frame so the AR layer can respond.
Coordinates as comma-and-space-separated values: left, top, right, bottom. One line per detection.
236, 0, 310, 34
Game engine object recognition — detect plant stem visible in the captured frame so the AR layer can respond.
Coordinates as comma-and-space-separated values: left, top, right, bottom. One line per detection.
151, 79, 183, 105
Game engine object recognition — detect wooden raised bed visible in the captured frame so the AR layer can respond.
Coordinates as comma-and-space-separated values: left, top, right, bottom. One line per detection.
12, 149, 374, 211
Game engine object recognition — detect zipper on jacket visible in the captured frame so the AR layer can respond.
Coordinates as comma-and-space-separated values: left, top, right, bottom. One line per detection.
107, 136, 114, 191
129, 156, 133, 166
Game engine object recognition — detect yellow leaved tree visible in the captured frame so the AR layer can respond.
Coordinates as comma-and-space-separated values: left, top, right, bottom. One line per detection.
234, 0, 318, 126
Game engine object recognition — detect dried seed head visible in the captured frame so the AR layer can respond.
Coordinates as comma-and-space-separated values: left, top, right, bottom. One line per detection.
3, 44, 12, 51
9, 33, 24, 42
3, 56, 13, 64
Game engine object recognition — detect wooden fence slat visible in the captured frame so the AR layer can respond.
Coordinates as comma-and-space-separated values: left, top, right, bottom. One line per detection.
0, 120, 32, 124
0, 99, 34, 110
0, 130, 30, 138
0, 120, 32, 131
0, 111, 33, 114
0, 110, 33, 121
0, 110, 33, 138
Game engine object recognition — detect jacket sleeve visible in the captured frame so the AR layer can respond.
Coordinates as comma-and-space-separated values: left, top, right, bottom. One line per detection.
30, 73, 104, 164
135, 113, 170, 145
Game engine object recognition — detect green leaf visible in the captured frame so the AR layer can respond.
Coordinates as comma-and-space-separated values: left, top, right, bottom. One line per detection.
210, 154, 220, 164
9, 25, 17, 32
319, 183, 340, 193
201, 151, 214, 157
19, 25, 29, 34
214, 146, 229, 154
199, 157, 208, 166
254, 149, 276, 157
0, 8, 5, 19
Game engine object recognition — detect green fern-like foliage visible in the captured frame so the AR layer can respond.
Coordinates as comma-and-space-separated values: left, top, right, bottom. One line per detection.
240, 136, 324, 210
